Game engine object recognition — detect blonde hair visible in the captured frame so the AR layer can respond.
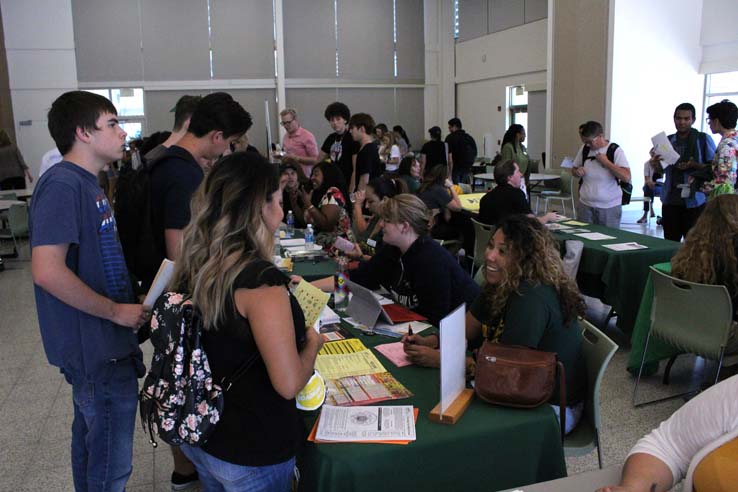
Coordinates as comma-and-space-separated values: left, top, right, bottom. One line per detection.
483, 215, 585, 325
280, 108, 298, 119
672, 194, 738, 297
379, 194, 432, 235
169, 152, 280, 329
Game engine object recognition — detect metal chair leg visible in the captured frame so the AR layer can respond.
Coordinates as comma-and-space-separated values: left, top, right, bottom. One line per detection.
632, 328, 653, 406
662, 355, 678, 385
595, 429, 603, 469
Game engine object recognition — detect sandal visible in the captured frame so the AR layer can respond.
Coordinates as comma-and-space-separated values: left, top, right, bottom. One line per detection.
637, 216, 648, 224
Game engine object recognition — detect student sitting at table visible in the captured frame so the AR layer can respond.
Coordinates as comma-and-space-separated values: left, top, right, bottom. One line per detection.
478, 159, 557, 226
170, 152, 323, 491
404, 215, 587, 434
349, 175, 406, 261
300, 161, 354, 252
671, 194, 738, 349
280, 162, 307, 229
597, 374, 738, 492
349, 194, 480, 326
396, 155, 422, 193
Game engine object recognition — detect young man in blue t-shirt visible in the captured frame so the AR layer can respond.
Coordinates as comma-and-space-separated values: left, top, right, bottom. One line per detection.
31, 91, 149, 492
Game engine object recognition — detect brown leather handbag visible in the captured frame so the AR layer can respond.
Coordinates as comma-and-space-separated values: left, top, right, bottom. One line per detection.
474, 341, 567, 439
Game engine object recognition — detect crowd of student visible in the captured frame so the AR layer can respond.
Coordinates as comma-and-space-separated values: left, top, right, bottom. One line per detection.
25, 88, 738, 492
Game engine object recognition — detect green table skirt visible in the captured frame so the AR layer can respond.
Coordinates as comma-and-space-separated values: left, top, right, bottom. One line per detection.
554, 224, 680, 334
298, 328, 567, 492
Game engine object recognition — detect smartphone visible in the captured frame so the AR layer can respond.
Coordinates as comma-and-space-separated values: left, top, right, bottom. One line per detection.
334, 236, 355, 254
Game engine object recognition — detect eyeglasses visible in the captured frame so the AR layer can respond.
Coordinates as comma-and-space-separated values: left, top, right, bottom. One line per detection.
280, 119, 295, 126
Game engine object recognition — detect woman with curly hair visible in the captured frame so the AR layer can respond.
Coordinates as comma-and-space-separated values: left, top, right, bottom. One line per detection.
672, 195, 738, 348
404, 214, 587, 433
170, 152, 322, 491
300, 161, 354, 252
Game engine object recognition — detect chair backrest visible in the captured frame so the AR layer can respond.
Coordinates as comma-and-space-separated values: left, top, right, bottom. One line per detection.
579, 318, 618, 430
8, 203, 29, 237
0, 191, 17, 200
559, 170, 573, 196
471, 218, 494, 268
473, 265, 486, 286
650, 267, 734, 358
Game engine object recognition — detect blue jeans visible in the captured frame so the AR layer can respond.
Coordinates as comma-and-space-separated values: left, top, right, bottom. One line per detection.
452, 168, 471, 185
65, 360, 139, 492
180, 445, 295, 492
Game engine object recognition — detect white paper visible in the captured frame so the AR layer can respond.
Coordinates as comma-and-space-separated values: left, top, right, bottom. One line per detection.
560, 157, 575, 169
372, 321, 433, 338
285, 244, 323, 253
319, 305, 341, 327
651, 132, 681, 167
439, 303, 467, 414
573, 232, 616, 241
602, 242, 648, 251
315, 405, 416, 441
280, 238, 305, 247
144, 259, 175, 307
545, 223, 573, 231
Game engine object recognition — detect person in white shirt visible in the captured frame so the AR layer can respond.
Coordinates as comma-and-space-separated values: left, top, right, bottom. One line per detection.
570, 121, 631, 228
38, 147, 62, 177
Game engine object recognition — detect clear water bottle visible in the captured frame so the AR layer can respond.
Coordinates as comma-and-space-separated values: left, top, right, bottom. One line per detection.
286, 210, 295, 238
304, 224, 315, 250
333, 256, 350, 310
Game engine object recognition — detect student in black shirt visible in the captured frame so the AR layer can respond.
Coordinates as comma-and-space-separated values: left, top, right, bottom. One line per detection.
171, 153, 322, 489
420, 126, 447, 176
349, 112, 383, 191
317, 102, 359, 191
478, 160, 557, 226
445, 117, 477, 184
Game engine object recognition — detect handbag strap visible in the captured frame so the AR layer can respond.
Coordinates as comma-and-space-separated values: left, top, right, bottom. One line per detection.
557, 360, 566, 442
220, 352, 260, 392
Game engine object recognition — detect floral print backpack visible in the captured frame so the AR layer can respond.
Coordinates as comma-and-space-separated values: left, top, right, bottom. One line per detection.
139, 292, 258, 447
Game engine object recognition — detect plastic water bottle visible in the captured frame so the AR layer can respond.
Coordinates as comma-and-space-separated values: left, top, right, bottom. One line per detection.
286, 210, 295, 238
333, 256, 350, 310
305, 224, 315, 250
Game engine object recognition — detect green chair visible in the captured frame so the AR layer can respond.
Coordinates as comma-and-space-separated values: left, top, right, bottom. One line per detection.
541, 170, 575, 218
470, 218, 494, 273
473, 264, 486, 286
632, 267, 735, 407
0, 203, 29, 258
564, 318, 618, 469
0, 191, 18, 200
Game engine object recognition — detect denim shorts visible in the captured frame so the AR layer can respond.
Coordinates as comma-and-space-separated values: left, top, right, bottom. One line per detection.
180, 444, 296, 492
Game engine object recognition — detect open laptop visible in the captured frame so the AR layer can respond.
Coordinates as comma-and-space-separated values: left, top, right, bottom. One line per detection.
344, 279, 394, 328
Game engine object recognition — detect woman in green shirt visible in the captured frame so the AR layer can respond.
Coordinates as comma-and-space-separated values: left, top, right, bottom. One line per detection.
500, 124, 529, 175
404, 214, 587, 434
397, 155, 421, 193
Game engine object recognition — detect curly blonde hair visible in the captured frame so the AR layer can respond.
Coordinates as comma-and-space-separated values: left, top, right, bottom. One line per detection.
169, 152, 280, 330
483, 215, 585, 325
672, 194, 738, 297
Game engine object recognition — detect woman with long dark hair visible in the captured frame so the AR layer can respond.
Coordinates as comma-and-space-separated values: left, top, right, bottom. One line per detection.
170, 152, 322, 491
500, 124, 529, 176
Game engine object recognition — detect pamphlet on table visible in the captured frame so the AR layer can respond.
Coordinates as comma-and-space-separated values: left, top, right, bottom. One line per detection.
573, 232, 616, 241
315, 405, 416, 442
315, 339, 387, 379
374, 342, 413, 367
603, 242, 648, 251
324, 372, 413, 406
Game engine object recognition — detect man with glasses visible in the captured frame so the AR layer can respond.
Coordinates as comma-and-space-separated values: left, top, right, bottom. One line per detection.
649, 103, 716, 242
277, 108, 319, 181
571, 120, 631, 228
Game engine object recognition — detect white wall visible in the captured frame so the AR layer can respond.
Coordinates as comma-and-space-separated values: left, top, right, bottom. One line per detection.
610, 0, 705, 197
1, 0, 77, 180
455, 19, 547, 157
700, 0, 738, 74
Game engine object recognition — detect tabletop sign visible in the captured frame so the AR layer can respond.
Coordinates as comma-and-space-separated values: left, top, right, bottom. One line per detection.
429, 303, 474, 425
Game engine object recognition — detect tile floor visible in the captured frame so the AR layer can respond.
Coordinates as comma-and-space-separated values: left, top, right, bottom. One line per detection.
0, 202, 702, 491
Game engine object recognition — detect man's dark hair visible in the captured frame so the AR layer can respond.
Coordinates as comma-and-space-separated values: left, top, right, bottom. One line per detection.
48, 91, 118, 155
324, 101, 351, 122
673, 102, 696, 120
348, 113, 375, 135
707, 99, 738, 129
578, 121, 604, 138
187, 92, 252, 139
428, 126, 442, 140
494, 159, 517, 186
448, 117, 462, 129
173, 95, 202, 132
375, 123, 388, 134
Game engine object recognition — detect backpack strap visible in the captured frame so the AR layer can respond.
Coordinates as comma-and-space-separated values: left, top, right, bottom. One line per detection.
221, 352, 261, 392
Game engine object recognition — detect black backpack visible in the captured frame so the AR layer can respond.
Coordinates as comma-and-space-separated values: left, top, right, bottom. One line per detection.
461, 132, 478, 166
114, 159, 163, 291
581, 143, 632, 205
139, 292, 259, 448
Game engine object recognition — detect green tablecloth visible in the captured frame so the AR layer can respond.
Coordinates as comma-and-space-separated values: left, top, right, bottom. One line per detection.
280, 229, 337, 281
298, 327, 567, 492
626, 262, 682, 375
553, 224, 680, 334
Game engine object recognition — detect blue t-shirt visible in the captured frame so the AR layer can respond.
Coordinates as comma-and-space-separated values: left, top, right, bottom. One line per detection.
30, 161, 141, 380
